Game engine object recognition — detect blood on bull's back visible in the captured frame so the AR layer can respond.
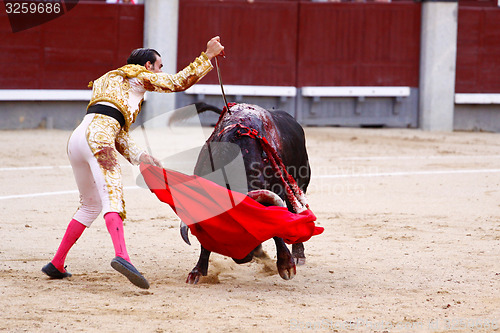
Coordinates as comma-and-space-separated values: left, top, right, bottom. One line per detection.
195, 103, 310, 208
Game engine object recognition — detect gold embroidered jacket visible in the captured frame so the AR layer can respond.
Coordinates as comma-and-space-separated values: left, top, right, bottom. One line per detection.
86, 52, 213, 164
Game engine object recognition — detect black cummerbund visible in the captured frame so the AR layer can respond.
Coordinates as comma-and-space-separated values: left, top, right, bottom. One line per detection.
87, 104, 125, 128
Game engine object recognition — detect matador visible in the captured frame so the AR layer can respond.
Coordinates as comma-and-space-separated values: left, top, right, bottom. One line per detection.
42, 37, 224, 289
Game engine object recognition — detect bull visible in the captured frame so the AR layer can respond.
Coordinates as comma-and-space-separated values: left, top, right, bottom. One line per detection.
182, 103, 311, 284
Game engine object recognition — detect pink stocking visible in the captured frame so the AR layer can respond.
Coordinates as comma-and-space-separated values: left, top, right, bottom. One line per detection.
51, 219, 86, 272
105, 212, 130, 262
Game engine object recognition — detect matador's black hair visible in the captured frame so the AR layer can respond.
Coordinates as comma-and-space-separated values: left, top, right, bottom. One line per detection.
127, 48, 161, 67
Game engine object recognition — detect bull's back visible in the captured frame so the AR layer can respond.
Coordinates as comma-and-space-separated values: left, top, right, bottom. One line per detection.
195, 104, 310, 196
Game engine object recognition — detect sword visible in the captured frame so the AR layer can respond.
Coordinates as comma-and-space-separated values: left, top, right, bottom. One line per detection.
214, 51, 231, 115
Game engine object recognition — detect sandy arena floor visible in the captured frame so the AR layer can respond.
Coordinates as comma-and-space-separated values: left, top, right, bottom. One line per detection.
0, 126, 499, 332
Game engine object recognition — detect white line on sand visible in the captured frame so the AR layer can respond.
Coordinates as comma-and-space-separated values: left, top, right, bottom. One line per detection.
1, 169, 499, 200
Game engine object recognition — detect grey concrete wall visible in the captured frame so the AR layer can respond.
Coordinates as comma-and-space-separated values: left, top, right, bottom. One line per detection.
296, 88, 419, 128
142, 0, 179, 126
419, 1, 458, 131
0, 101, 86, 130
454, 105, 500, 132
4, 99, 500, 132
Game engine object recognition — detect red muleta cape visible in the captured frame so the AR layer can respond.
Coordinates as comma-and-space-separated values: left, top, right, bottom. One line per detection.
139, 163, 324, 259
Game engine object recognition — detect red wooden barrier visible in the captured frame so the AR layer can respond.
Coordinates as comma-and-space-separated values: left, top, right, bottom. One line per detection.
2, 1, 499, 94
177, 0, 299, 86
455, 5, 500, 93
0, 3, 144, 89
459, 0, 498, 7
296, 1, 421, 87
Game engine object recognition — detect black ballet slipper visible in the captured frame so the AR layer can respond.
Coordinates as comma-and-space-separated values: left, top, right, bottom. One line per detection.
110, 256, 150, 289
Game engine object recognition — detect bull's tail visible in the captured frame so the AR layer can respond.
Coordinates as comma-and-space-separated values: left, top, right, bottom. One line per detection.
168, 102, 222, 126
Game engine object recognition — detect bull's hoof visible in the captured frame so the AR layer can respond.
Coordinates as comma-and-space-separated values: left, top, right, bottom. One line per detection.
294, 257, 306, 266
186, 269, 203, 284
277, 256, 296, 280
278, 264, 296, 280
292, 243, 306, 266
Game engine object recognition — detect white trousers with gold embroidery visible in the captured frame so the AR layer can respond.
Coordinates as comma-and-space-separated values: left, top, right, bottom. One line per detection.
68, 114, 126, 227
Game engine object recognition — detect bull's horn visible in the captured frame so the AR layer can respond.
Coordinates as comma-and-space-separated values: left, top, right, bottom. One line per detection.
180, 221, 191, 245
247, 189, 286, 207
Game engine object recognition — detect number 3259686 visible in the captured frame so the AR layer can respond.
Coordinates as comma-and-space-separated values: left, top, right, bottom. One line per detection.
5, 2, 62, 15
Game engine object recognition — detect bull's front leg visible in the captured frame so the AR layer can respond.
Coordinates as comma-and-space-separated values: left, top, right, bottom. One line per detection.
292, 242, 306, 265
186, 246, 211, 284
273, 237, 296, 280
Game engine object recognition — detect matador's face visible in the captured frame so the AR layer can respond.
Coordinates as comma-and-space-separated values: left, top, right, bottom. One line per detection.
147, 55, 163, 73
